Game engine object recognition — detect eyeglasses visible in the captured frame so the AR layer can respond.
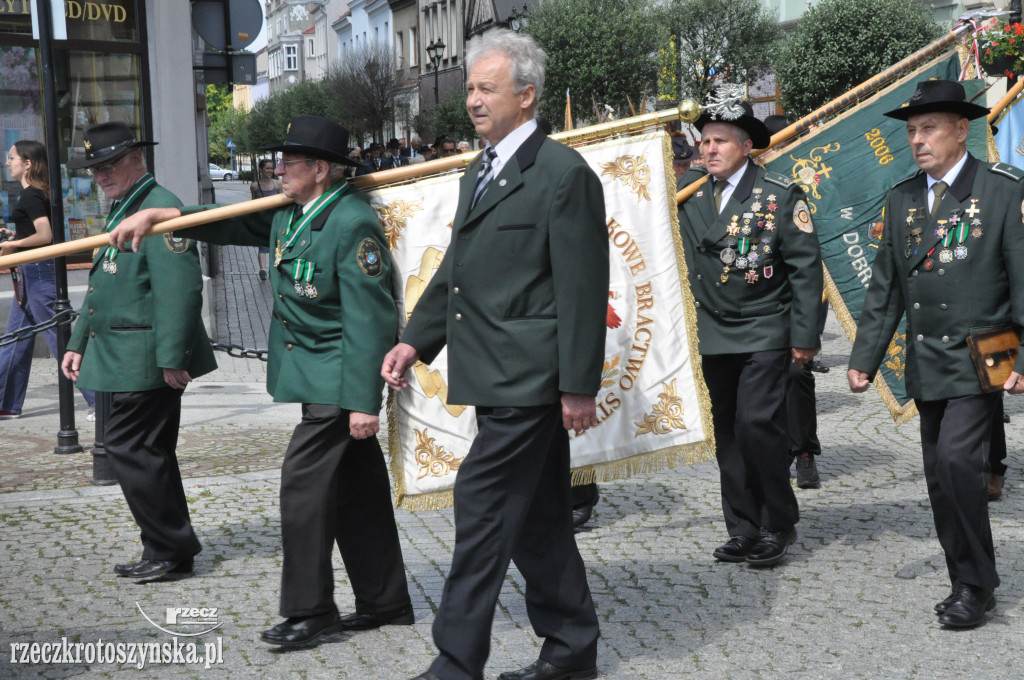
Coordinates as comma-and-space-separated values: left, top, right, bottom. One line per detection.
5, 154, 19, 162
276, 158, 314, 169
87, 154, 130, 177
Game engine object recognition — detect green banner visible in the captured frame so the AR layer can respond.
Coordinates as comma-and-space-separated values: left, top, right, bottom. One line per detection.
762, 54, 986, 421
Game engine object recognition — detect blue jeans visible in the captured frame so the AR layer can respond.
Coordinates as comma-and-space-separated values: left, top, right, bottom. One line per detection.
0, 260, 95, 414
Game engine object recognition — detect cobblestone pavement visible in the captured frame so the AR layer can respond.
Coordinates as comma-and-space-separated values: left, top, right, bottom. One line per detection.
2, 249, 1024, 677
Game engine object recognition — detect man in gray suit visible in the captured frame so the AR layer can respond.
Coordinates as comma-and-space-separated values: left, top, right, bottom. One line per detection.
382, 28, 607, 680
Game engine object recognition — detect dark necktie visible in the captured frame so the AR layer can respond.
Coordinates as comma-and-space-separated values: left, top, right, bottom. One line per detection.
930, 181, 948, 220
714, 180, 727, 213
471, 147, 498, 210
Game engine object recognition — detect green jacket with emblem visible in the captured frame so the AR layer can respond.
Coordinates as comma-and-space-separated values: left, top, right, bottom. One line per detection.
849, 154, 1024, 401
182, 187, 395, 415
676, 161, 823, 355
401, 127, 609, 407
67, 182, 217, 391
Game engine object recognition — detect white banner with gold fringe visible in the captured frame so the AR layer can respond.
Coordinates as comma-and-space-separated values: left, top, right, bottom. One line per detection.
370, 131, 714, 510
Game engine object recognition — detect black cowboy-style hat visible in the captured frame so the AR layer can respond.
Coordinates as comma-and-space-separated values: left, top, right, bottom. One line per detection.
671, 136, 696, 162
695, 100, 771, 149
883, 79, 989, 121
261, 115, 360, 167
763, 114, 792, 137
65, 121, 157, 169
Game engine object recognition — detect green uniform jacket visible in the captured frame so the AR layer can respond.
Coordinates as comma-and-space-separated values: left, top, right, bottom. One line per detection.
677, 161, 823, 355
849, 154, 1024, 401
183, 188, 395, 414
401, 127, 609, 407
67, 183, 216, 391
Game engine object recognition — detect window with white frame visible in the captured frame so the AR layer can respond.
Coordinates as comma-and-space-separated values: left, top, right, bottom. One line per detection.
409, 27, 417, 66
285, 44, 298, 70
395, 31, 404, 66
308, 37, 315, 57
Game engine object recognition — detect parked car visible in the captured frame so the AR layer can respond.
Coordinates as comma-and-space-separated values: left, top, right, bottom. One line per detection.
208, 163, 234, 181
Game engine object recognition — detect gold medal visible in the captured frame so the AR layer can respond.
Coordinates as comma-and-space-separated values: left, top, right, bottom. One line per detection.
274, 240, 283, 267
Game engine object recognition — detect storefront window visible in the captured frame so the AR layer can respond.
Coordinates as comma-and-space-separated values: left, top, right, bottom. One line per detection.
0, 0, 146, 262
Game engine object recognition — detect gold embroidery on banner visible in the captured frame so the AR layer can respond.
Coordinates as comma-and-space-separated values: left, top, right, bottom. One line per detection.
634, 379, 687, 436
884, 332, 907, 381
414, 427, 464, 479
600, 356, 621, 389
404, 247, 445, 320
788, 143, 840, 211
413, 361, 467, 418
599, 153, 651, 202
376, 199, 424, 249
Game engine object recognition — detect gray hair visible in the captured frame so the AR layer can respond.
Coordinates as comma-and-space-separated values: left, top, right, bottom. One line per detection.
466, 28, 546, 105
327, 161, 347, 182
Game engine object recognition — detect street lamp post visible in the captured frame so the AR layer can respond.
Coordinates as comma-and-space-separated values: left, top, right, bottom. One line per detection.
508, 5, 529, 32
427, 38, 446, 107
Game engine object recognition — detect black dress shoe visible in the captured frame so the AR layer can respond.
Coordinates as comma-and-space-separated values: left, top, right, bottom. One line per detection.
938, 585, 995, 628
497, 658, 598, 680
934, 589, 959, 614
260, 611, 342, 647
572, 487, 600, 530
712, 536, 756, 562
338, 604, 414, 631
746, 528, 797, 567
114, 559, 147, 576
121, 557, 194, 580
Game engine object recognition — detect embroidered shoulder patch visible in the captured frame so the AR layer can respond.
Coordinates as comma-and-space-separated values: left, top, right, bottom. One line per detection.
357, 238, 383, 277
164, 233, 192, 253
794, 200, 814, 233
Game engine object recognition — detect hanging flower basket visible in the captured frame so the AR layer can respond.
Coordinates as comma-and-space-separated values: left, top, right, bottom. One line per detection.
980, 20, 1024, 78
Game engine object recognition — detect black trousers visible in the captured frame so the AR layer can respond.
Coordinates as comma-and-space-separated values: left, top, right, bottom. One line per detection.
786, 361, 821, 456
990, 396, 1007, 477
702, 350, 799, 538
106, 386, 201, 561
429, 404, 599, 680
278, 403, 411, 618
917, 393, 1000, 590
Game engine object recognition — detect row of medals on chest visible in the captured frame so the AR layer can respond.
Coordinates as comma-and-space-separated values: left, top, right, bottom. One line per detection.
719, 191, 778, 284
274, 241, 320, 299
905, 198, 982, 267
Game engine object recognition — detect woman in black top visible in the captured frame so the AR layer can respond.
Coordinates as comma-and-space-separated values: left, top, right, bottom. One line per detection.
249, 158, 281, 280
0, 140, 95, 418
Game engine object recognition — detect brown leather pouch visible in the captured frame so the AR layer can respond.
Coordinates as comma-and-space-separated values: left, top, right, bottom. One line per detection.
967, 326, 1022, 392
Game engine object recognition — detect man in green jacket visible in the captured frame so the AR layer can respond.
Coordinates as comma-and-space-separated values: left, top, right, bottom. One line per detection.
848, 80, 1024, 628
112, 115, 412, 648
62, 122, 216, 581
677, 99, 823, 568
383, 29, 606, 680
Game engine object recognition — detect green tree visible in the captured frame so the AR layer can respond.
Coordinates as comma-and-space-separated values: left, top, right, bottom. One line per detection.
428, 91, 477, 145
208, 105, 247, 166
524, 0, 660, 125
775, 0, 942, 115
662, 0, 782, 104
206, 84, 233, 117
325, 41, 399, 143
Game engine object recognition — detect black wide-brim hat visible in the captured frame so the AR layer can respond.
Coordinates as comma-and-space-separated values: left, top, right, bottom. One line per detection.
66, 121, 156, 169
883, 79, 989, 121
671, 136, 696, 162
261, 115, 360, 167
695, 101, 771, 149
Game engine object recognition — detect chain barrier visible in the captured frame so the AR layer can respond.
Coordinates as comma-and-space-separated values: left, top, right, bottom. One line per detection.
210, 341, 269, 362
0, 309, 78, 349
0, 311, 269, 362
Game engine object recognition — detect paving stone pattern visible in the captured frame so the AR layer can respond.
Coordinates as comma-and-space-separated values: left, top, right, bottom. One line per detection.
2, 249, 1023, 678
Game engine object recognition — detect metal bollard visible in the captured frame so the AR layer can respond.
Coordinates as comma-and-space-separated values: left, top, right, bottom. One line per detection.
90, 392, 117, 486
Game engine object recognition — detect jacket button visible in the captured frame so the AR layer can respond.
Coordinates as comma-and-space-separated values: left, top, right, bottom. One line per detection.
90, 331, 95, 338
696, 274, 702, 280
88, 286, 94, 293
88, 309, 94, 315
912, 303, 920, 309
186, 350, 191, 356
282, 319, 288, 325
699, 247, 706, 252
278, 294, 284, 299
286, 343, 293, 350
938, 269, 945, 276
694, 301, 701, 308
916, 334, 923, 341
453, 287, 460, 295
455, 313, 463, 321
911, 270, 918, 277
940, 303, 947, 310
942, 335, 949, 343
